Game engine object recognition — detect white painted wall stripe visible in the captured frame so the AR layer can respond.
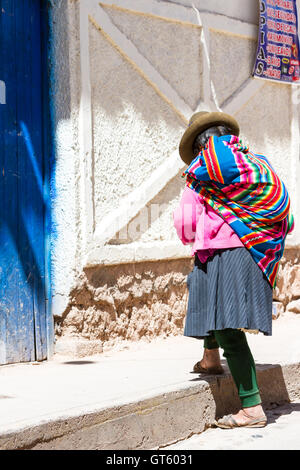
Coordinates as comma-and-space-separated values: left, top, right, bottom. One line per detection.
192, 6, 220, 112
89, 1, 193, 122
85, 240, 191, 267
222, 78, 265, 115
100, 0, 258, 36
100, 0, 200, 25
93, 150, 185, 244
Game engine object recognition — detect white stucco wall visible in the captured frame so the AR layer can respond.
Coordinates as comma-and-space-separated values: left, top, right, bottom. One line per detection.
89, 18, 185, 221
49, 0, 81, 316
50, 0, 300, 321
169, 0, 260, 24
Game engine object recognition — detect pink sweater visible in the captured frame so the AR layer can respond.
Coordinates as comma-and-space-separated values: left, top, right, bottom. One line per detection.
173, 186, 244, 262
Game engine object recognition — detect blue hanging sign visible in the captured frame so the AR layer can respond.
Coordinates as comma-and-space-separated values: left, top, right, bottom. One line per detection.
253, 0, 300, 83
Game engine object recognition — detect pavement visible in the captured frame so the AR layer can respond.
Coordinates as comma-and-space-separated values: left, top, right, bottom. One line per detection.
163, 402, 300, 450
0, 312, 299, 450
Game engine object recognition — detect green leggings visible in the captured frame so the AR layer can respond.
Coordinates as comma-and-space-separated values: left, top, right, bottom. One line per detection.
204, 329, 261, 408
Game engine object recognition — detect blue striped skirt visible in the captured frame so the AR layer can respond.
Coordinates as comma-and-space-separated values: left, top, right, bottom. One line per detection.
184, 247, 273, 338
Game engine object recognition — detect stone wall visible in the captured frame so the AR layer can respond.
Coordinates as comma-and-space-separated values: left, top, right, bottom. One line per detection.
274, 248, 300, 315
55, 258, 193, 355
54, 248, 300, 356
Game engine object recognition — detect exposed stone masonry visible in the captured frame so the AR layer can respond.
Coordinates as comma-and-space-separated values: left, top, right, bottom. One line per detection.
55, 258, 193, 354
274, 248, 300, 314
54, 249, 300, 356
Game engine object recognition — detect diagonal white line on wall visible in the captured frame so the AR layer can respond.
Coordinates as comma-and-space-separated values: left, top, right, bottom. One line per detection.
192, 6, 259, 114
88, 1, 193, 123
222, 77, 265, 115
195, 10, 262, 117
79, 0, 192, 260
92, 150, 185, 245
201, 11, 257, 39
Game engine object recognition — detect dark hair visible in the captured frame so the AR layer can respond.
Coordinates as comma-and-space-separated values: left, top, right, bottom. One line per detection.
192, 125, 235, 157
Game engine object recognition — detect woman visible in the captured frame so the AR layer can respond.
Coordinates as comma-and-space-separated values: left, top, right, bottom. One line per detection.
173, 111, 294, 428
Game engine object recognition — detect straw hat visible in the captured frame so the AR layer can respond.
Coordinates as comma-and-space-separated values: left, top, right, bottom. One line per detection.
179, 111, 240, 165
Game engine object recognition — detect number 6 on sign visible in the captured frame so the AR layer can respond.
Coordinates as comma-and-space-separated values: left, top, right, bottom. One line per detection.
0, 80, 5, 104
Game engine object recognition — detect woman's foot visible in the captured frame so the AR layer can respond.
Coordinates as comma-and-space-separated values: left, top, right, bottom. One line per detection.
232, 405, 266, 425
193, 348, 224, 374
215, 404, 267, 428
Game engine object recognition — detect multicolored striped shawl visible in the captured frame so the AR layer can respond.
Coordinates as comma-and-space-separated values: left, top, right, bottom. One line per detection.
183, 135, 294, 288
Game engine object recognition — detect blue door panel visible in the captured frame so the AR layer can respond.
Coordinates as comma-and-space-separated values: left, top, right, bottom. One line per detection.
0, 0, 47, 363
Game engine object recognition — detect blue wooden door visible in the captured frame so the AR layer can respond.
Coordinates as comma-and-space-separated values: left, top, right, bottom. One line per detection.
0, 0, 48, 363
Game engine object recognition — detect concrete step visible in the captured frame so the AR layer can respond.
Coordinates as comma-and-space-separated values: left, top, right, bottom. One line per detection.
163, 401, 300, 450
0, 313, 299, 450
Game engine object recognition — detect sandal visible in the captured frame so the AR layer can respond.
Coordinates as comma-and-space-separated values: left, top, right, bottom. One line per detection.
193, 361, 224, 375
214, 413, 267, 429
